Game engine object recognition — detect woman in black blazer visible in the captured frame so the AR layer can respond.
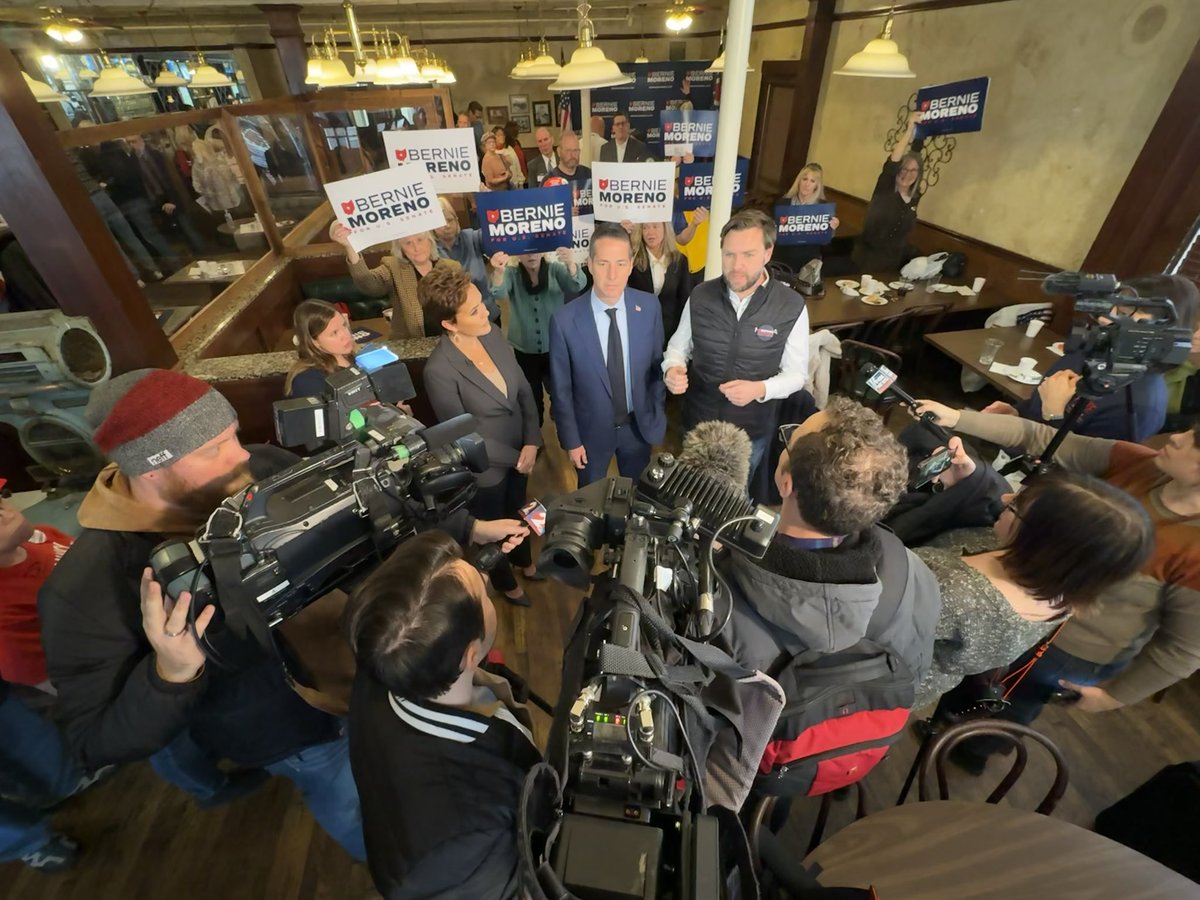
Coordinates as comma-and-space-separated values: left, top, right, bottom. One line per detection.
421, 266, 542, 606
628, 220, 693, 343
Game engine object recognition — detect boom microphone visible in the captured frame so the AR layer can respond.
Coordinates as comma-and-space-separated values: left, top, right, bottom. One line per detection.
1042, 271, 1120, 296
677, 421, 754, 494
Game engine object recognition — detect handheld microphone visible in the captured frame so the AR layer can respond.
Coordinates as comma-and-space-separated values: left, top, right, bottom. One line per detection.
860, 363, 951, 443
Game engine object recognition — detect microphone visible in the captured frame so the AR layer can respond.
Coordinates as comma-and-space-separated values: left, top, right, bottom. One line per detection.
676, 420, 754, 493
1041, 271, 1120, 296
860, 363, 951, 443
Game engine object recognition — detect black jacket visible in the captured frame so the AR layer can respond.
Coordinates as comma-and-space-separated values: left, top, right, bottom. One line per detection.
628, 254, 693, 342
37, 447, 342, 772
349, 668, 541, 900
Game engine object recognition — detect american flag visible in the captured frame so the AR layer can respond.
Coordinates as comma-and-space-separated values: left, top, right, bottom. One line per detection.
559, 91, 573, 133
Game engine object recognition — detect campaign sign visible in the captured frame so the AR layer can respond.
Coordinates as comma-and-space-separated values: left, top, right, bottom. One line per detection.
543, 175, 592, 217
383, 128, 480, 194
592, 162, 676, 224
476, 184, 573, 255
324, 165, 443, 253
914, 76, 989, 137
676, 157, 749, 211
572, 213, 595, 265
660, 109, 719, 157
775, 203, 836, 246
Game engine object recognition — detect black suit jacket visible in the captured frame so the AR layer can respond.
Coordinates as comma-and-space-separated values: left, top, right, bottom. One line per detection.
526, 153, 558, 186
598, 137, 650, 163
422, 328, 543, 487
628, 255, 693, 343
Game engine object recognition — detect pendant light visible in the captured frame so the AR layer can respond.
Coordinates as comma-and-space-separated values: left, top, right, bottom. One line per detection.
510, 44, 536, 79
375, 32, 423, 85
317, 29, 355, 88
189, 51, 233, 88
305, 32, 327, 85
633, 6, 649, 63
23, 71, 67, 103
78, 62, 100, 81
548, 2, 633, 91
142, 15, 189, 87
521, 36, 562, 80
434, 57, 457, 84
417, 50, 445, 83
833, 10, 915, 79
89, 52, 154, 97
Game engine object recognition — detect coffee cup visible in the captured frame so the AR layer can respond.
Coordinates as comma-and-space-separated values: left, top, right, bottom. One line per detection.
972, 277, 986, 293
860, 275, 874, 292
1025, 319, 1045, 338
1019, 356, 1037, 372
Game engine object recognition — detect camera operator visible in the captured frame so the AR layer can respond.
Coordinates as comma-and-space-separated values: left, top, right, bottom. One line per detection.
346, 530, 539, 900
37, 369, 528, 862
913, 399, 1200, 728
723, 397, 940, 735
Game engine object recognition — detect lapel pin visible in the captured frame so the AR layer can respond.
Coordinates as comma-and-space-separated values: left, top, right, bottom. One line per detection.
635, 305, 642, 312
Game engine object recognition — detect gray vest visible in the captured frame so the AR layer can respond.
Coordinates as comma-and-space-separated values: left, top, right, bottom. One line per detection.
685, 276, 805, 438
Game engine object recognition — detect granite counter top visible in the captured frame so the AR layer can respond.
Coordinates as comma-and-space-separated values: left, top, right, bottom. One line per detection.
184, 337, 441, 383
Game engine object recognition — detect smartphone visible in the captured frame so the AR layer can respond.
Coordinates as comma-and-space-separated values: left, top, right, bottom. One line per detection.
912, 448, 953, 488
518, 499, 548, 536
1047, 687, 1082, 704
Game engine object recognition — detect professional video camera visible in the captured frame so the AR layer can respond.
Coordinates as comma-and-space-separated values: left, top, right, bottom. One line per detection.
273, 360, 416, 451
149, 401, 487, 667
524, 443, 781, 900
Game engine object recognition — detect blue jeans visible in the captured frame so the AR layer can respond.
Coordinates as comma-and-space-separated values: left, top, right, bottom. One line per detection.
749, 433, 770, 486
92, 190, 156, 276
119, 196, 178, 264
265, 733, 366, 861
150, 731, 232, 802
0, 689, 81, 862
578, 420, 653, 486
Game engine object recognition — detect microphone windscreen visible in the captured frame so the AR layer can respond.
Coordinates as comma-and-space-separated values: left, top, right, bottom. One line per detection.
678, 421, 753, 492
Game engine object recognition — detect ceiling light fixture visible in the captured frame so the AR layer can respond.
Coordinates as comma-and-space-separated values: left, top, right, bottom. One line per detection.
833, 9, 915, 79
521, 36, 562, 79
141, 14, 190, 88
189, 51, 233, 88
376, 32, 423, 84
664, 0, 693, 33
549, 2, 633, 91
23, 71, 67, 103
89, 53, 154, 97
44, 9, 83, 44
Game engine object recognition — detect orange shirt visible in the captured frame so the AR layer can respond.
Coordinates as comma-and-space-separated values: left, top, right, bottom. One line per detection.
0, 526, 73, 685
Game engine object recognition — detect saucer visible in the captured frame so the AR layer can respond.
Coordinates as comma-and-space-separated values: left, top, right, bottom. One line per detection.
932, 283, 960, 293
1007, 369, 1042, 385
835, 279, 860, 290
861, 294, 888, 306
889, 281, 914, 291
840, 287, 860, 297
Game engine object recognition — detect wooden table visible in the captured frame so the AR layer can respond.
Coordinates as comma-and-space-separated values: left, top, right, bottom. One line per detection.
925, 325, 1065, 401
807, 277, 1013, 329
803, 800, 1200, 899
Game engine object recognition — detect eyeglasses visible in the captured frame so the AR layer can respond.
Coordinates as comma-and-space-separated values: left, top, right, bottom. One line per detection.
1003, 500, 1024, 521
778, 423, 802, 452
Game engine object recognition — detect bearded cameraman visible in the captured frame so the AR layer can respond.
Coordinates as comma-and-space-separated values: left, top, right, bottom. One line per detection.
37, 369, 526, 862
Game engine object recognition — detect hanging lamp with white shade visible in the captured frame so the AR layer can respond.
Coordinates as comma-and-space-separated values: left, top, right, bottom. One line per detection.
189, 51, 234, 88
705, 49, 753, 73
434, 57, 457, 84
23, 71, 67, 103
376, 33, 423, 84
521, 36, 561, 79
89, 53, 155, 97
140, 14, 189, 88
833, 10, 915, 78
548, 2, 632, 91
510, 44, 536, 79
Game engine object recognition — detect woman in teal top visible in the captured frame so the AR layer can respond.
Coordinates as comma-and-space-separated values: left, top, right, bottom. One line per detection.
489, 247, 586, 427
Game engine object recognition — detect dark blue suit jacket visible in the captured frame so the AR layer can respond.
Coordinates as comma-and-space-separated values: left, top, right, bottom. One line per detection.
549, 288, 666, 457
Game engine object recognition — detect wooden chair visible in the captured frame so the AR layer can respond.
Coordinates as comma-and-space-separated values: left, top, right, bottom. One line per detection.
747, 781, 875, 872
835, 340, 904, 421
918, 720, 1070, 815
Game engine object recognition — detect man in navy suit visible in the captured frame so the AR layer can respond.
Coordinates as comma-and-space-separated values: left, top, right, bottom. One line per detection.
550, 222, 666, 486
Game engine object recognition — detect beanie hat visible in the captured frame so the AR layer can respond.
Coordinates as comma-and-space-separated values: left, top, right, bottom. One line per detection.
87, 369, 237, 477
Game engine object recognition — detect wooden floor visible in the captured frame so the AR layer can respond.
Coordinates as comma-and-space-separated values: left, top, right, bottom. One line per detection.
4, 351, 1200, 898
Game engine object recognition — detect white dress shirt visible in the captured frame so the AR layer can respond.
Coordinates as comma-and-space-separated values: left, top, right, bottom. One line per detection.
537, 153, 557, 183
615, 140, 627, 163
648, 251, 668, 295
662, 274, 810, 402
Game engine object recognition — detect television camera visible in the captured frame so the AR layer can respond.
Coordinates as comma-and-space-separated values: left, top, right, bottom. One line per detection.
523, 452, 780, 900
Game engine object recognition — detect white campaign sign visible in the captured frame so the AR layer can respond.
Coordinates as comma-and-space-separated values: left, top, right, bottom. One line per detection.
591, 161, 676, 224
573, 214, 595, 265
383, 128, 480, 194
323, 165, 444, 253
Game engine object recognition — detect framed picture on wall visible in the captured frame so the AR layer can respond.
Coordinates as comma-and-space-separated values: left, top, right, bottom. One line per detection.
509, 93, 530, 115
513, 113, 533, 134
486, 105, 508, 125
533, 100, 552, 127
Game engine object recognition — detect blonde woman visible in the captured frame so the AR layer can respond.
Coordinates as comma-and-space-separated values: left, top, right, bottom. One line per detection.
628, 220, 693, 341
328, 222, 462, 339
779, 161, 841, 270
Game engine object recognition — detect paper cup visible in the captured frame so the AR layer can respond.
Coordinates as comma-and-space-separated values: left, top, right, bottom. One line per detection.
1025, 319, 1045, 338
1019, 356, 1037, 371
972, 277, 986, 293
860, 275, 873, 291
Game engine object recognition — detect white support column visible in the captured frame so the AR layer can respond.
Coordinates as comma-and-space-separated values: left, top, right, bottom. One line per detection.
704, 0, 755, 280
580, 87, 592, 166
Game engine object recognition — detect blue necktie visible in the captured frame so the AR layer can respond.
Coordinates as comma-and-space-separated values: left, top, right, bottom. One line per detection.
606, 308, 629, 426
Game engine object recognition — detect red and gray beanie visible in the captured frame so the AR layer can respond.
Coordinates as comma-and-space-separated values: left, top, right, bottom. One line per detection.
87, 369, 237, 476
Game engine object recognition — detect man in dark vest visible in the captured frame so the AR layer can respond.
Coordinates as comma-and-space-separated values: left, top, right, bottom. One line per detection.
663, 208, 810, 480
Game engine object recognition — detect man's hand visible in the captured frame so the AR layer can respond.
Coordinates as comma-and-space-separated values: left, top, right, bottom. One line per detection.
140, 568, 211, 684
720, 380, 765, 407
912, 400, 961, 429
981, 401, 1019, 416
470, 518, 530, 554
933, 436, 976, 489
1037, 371, 1081, 420
515, 444, 538, 474
1059, 679, 1124, 712
665, 366, 688, 395
162, 202, 177, 215
567, 446, 588, 470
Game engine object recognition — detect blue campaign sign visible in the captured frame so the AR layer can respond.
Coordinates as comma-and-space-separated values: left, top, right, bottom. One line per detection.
676, 157, 749, 211
476, 184, 574, 255
775, 203, 836, 246
914, 76, 989, 137
660, 109, 719, 158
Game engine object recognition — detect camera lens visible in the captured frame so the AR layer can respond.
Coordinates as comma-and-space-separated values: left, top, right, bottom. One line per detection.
537, 516, 597, 590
